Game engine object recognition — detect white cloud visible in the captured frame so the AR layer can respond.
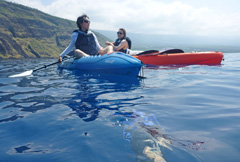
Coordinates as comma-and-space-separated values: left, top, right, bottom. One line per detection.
7, 0, 240, 36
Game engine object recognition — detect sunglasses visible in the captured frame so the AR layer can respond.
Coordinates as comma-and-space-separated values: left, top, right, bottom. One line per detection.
117, 32, 123, 35
83, 19, 90, 23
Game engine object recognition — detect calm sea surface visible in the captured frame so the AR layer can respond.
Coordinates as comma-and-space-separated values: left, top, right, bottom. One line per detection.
0, 53, 240, 162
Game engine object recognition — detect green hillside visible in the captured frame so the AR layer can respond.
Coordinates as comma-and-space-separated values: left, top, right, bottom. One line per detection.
0, 0, 110, 59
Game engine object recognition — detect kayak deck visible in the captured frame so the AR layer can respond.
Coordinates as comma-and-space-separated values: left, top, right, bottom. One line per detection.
58, 52, 142, 76
133, 51, 223, 65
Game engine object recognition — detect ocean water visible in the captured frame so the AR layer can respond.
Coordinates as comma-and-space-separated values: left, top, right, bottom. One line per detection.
0, 53, 240, 162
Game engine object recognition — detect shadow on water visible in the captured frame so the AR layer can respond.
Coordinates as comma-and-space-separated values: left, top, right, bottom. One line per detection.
0, 61, 206, 161
60, 70, 143, 122
144, 64, 222, 70
62, 70, 205, 162
110, 110, 205, 162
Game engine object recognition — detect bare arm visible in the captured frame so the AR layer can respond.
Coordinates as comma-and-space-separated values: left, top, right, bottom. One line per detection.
106, 40, 127, 51
106, 41, 115, 46
113, 40, 127, 51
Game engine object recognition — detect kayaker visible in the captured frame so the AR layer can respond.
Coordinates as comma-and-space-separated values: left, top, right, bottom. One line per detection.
58, 14, 113, 62
106, 28, 131, 54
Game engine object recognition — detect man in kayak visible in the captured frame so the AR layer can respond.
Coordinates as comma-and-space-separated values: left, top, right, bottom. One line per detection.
58, 14, 113, 62
106, 28, 131, 54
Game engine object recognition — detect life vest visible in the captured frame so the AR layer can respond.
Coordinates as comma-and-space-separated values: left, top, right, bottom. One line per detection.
74, 29, 98, 56
114, 37, 132, 53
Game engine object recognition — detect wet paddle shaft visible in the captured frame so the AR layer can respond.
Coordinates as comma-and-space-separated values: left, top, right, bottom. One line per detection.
9, 57, 72, 78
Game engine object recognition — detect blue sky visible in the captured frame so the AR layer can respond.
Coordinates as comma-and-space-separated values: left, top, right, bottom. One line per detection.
7, 0, 240, 37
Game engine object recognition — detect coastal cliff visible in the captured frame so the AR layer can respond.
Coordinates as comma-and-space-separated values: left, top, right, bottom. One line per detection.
0, 0, 109, 59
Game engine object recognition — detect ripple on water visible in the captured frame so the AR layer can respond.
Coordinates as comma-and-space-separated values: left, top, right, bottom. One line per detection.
0, 55, 240, 162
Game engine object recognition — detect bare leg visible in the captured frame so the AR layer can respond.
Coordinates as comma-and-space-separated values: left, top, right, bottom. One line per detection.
74, 49, 89, 59
98, 46, 114, 56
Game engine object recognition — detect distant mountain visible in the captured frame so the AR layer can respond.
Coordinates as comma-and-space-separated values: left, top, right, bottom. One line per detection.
95, 30, 240, 53
0, 0, 110, 59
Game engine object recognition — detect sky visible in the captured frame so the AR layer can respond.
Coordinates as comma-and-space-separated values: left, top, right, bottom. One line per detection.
6, 0, 240, 37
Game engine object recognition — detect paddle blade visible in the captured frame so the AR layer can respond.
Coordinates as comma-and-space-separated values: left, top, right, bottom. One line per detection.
9, 70, 33, 78
136, 50, 159, 56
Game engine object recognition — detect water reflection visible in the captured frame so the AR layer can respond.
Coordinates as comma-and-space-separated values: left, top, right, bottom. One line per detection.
144, 64, 222, 71
62, 70, 143, 122
1, 62, 205, 161
111, 111, 205, 162
61, 71, 205, 161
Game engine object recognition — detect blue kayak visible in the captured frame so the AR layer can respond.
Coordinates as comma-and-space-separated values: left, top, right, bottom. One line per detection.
58, 52, 142, 76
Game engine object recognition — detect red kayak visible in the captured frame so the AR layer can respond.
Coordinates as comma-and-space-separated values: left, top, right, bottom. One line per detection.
133, 49, 223, 65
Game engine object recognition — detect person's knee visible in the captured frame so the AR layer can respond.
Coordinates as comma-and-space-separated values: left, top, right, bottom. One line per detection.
74, 49, 84, 59
109, 45, 114, 50
106, 45, 113, 53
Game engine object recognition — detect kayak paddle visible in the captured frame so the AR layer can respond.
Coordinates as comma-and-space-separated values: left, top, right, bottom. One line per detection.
9, 57, 72, 78
136, 50, 159, 56
135, 49, 184, 56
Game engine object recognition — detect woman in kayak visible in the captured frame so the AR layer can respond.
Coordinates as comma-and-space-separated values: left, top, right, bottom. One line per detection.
106, 28, 131, 54
58, 14, 113, 62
